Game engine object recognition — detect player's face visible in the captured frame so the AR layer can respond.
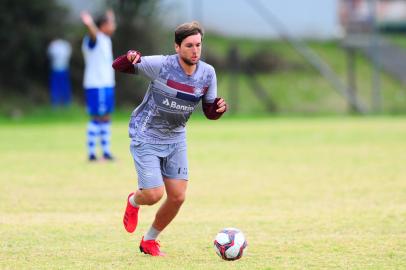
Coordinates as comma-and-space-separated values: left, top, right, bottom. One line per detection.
176, 33, 202, 66
101, 20, 116, 36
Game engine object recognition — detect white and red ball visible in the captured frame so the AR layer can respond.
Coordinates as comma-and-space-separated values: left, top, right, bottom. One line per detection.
213, 228, 247, 261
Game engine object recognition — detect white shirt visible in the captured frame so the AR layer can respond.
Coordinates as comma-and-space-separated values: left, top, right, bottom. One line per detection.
82, 32, 115, 88
47, 39, 72, 71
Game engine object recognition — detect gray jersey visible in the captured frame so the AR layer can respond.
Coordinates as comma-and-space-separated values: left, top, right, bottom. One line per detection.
129, 54, 217, 144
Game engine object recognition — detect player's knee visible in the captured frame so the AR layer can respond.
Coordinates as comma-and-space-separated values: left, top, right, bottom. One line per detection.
144, 189, 164, 205
168, 193, 185, 206
100, 115, 110, 121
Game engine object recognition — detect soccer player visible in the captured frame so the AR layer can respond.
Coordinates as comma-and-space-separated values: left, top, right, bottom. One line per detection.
47, 38, 72, 107
81, 10, 116, 161
112, 21, 227, 256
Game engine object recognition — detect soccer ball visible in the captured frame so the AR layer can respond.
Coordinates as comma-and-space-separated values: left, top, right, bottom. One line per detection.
213, 228, 247, 261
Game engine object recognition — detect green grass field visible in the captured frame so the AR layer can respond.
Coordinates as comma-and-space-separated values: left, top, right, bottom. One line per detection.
1, 116, 405, 269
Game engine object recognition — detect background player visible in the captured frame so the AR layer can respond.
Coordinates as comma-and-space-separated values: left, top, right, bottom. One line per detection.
113, 21, 227, 256
81, 9, 116, 161
47, 38, 72, 107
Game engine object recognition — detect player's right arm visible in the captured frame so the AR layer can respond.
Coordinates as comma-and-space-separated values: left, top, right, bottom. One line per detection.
112, 50, 142, 74
81, 11, 98, 41
113, 51, 165, 80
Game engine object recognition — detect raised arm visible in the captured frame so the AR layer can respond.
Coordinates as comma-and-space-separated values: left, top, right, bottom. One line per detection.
112, 50, 142, 74
81, 11, 98, 41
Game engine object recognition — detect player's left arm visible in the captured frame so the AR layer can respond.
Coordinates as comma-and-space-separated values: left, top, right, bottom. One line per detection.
202, 69, 227, 120
203, 97, 227, 120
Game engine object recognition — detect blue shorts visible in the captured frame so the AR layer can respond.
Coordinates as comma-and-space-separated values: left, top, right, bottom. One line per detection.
130, 140, 188, 189
85, 87, 115, 116
50, 70, 71, 106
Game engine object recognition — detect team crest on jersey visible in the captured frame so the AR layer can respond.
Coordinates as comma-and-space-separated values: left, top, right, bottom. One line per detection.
194, 87, 204, 96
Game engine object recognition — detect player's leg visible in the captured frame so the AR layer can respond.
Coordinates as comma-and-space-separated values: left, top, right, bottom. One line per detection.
99, 114, 113, 160
139, 141, 188, 256
87, 117, 100, 161
124, 186, 164, 234
151, 141, 188, 232
50, 70, 61, 107
132, 187, 164, 205
60, 70, 72, 106
85, 88, 101, 161
152, 178, 187, 231
138, 178, 186, 257
152, 141, 188, 228
124, 142, 165, 233
98, 87, 115, 160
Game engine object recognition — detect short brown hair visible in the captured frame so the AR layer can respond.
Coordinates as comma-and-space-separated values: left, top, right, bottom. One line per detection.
174, 21, 204, 45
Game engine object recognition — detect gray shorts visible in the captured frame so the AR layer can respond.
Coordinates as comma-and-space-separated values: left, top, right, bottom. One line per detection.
130, 140, 188, 189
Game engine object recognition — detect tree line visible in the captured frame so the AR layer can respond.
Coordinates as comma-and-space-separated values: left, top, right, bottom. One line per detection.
0, 0, 163, 112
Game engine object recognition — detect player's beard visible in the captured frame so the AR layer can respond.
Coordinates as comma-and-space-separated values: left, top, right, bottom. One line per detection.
181, 55, 199, 66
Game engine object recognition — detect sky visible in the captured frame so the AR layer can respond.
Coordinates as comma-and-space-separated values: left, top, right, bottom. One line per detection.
160, 0, 340, 38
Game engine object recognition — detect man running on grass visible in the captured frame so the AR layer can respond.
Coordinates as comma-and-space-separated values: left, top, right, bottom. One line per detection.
113, 21, 227, 256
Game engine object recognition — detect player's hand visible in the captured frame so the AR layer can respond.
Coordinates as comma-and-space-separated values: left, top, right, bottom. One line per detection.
81, 11, 94, 26
216, 98, 227, 113
127, 50, 141, 64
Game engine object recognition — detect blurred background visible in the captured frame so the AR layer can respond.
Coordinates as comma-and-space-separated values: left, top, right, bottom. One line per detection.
1, 0, 406, 118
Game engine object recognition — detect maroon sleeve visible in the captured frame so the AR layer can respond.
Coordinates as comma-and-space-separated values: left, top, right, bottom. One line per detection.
202, 97, 227, 120
112, 51, 141, 74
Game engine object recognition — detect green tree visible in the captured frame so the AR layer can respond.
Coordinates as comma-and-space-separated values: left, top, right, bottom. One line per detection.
109, 0, 165, 106
0, 0, 69, 104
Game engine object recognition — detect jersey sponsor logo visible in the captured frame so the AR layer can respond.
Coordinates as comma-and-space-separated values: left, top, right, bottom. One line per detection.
141, 110, 153, 132
162, 98, 194, 112
162, 98, 170, 106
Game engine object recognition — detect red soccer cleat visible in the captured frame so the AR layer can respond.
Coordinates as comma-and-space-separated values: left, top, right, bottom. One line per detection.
139, 236, 166, 256
123, 193, 139, 233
